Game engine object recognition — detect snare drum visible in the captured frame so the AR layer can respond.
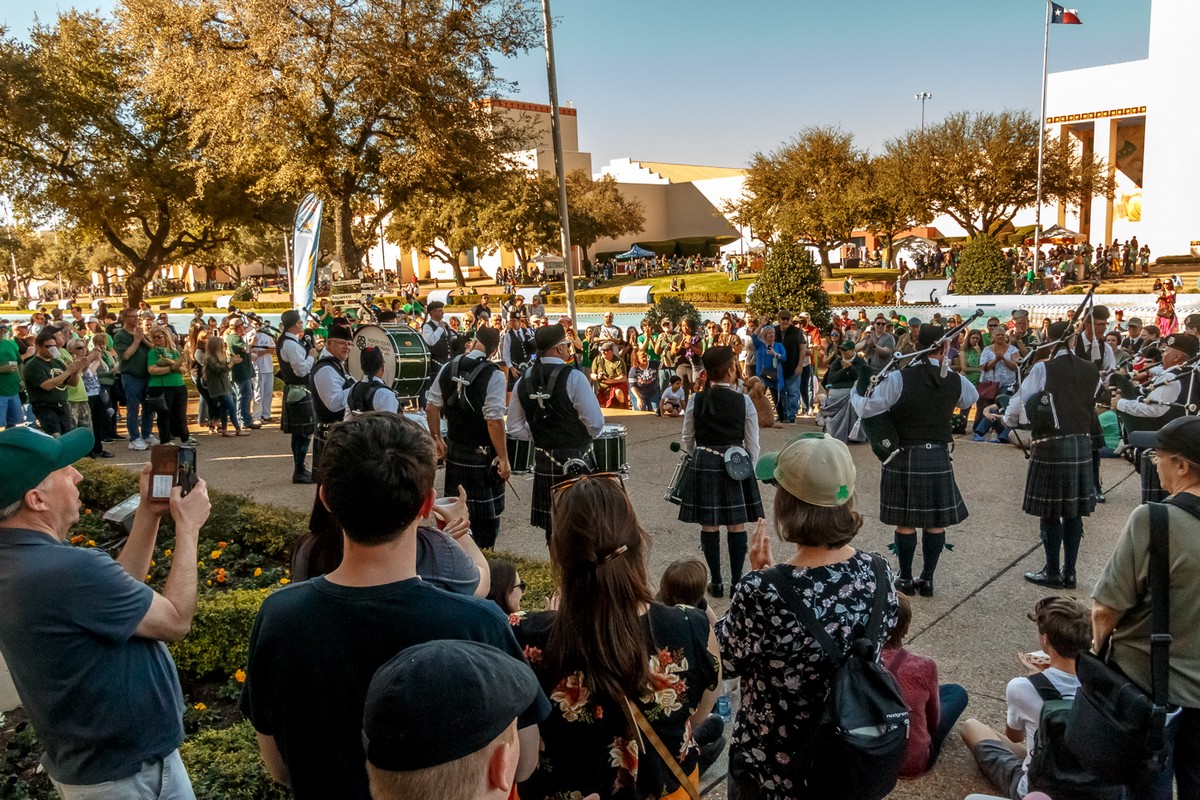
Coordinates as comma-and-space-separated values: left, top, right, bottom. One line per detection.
402, 411, 448, 440
593, 424, 628, 472
664, 452, 691, 505
348, 324, 431, 401
507, 437, 535, 474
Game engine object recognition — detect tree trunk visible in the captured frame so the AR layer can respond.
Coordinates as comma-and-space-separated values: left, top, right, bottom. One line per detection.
332, 197, 360, 278
817, 248, 834, 279
127, 271, 148, 308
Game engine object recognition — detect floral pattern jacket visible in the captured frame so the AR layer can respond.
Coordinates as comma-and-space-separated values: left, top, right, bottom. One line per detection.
511, 603, 719, 800
715, 552, 899, 800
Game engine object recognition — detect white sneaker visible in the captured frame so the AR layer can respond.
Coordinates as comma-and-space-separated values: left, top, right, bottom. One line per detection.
146, 434, 160, 445
129, 438, 148, 451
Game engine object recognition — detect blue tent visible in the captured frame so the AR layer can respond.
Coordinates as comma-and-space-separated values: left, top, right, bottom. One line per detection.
615, 244, 656, 260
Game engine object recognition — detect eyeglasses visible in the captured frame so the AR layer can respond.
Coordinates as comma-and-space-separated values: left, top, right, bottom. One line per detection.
551, 471, 623, 496
516, 581, 527, 591
987, 323, 999, 328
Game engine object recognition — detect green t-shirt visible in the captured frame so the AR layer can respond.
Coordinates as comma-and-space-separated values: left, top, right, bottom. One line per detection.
227, 335, 255, 382
0, 339, 21, 396
148, 348, 186, 388
638, 333, 658, 361
23, 356, 66, 405
112, 328, 150, 378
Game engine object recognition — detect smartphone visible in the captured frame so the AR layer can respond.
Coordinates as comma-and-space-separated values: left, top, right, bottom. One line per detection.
149, 444, 199, 499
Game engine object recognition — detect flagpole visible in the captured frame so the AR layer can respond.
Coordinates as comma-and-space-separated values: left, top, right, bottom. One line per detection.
541, 0, 577, 329
1033, 0, 1051, 283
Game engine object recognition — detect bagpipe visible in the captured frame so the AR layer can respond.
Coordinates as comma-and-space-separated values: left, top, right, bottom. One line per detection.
857, 310, 984, 463
1014, 281, 1098, 389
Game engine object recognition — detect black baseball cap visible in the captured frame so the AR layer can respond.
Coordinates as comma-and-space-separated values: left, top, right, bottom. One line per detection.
362, 640, 549, 771
1150, 416, 1200, 465
1164, 334, 1199, 359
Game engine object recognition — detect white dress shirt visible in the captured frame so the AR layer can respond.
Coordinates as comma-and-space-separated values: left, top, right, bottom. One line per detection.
278, 333, 313, 378
1077, 332, 1118, 372
852, 357, 979, 418
506, 357, 605, 441
427, 351, 507, 420
312, 350, 351, 415
346, 375, 399, 416
421, 319, 450, 348
1003, 349, 1102, 428
680, 383, 760, 462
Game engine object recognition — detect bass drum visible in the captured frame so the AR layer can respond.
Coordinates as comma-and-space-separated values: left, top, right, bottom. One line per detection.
347, 324, 431, 402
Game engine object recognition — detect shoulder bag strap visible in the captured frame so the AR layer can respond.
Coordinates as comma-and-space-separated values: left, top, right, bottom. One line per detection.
863, 554, 893, 647
762, 566, 845, 663
1165, 491, 1200, 523
1147, 502, 1171, 710
628, 701, 700, 800
1025, 671, 1062, 703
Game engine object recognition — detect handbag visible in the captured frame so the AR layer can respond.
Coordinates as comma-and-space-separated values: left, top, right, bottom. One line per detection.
144, 393, 169, 414
1066, 501, 1176, 784
976, 380, 1000, 403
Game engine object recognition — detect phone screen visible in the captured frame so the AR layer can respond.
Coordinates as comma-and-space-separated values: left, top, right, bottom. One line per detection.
177, 446, 198, 497
149, 444, 180, 499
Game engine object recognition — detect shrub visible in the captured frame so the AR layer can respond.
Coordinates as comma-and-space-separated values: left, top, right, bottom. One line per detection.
643, 295, 701, 330
676, 291, 744, 305
205, 493, 307, 560
170, 589, 268, 681
75, 457, 140, 510
747, 242, 832, 328
953, 235, 1013, 294
180, 722, 290, 800
829, 290, 897, 307
231, 283, 254, 302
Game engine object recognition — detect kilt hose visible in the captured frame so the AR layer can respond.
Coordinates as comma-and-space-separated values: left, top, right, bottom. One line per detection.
531, 445, 597, 534
1022, 433, 1096, 519
445, 443, 506, 522
1141, 449, 1168, 504
880, 443, 968, 529
679, 447, 764, 528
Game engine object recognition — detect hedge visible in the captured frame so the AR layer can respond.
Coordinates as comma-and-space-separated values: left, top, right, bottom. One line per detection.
829, 290, 897, 306
180, 722, 290, 800
170, 589, 269, 681
494, 550, 555, 611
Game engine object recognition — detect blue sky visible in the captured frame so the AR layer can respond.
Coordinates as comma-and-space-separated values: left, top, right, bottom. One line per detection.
6, 0, 1152, 167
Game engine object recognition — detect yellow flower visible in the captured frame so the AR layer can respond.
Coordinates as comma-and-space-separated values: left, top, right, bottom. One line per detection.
164, 549, 172, 557
279, 578, 290, 585
253, 567, 262, 577
84, 509, 92, 515
86, 540, 96, 547
234, 669, 246, 684
206, 580, 212, 586
149, 560, 156, 567
193, 702, 206, 711
210, 550, 222, 560
145, 574, 152, 582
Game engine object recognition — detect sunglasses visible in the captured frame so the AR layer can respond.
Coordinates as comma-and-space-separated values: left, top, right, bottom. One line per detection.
516, 581, 527, 591
551, 471, 623, 496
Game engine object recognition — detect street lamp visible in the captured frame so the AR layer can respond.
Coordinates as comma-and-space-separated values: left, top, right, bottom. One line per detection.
915, 92, 932, 131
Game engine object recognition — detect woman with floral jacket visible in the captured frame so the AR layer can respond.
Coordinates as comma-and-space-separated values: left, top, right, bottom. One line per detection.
511, 475, 720, 800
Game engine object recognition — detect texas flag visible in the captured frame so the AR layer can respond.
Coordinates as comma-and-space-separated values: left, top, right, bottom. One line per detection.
1051, 2, 1082, 24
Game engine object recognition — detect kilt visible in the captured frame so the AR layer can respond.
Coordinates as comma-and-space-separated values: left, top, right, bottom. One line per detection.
880, 443, 968, 528
1141, 450, 1168, 504
531, 445, 596, 531
446, 442, 506, 521
1022, 433, 1096, 519
678, 447, 764, 527
281, 391, 315, 437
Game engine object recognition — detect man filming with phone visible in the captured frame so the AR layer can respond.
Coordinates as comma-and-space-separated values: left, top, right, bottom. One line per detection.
0, 426, 211, 799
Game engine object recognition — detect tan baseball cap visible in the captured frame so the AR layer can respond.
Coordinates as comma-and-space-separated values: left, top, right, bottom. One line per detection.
756, 432, 856, 507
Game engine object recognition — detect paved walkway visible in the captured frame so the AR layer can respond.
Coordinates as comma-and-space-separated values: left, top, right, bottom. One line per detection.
102, 402, 1145, 799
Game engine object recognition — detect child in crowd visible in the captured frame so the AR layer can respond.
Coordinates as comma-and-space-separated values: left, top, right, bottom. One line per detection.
959, 596, 1092, 800
882, 594, 968, 778
656, 557, 725, 771
661, 375, 686, 416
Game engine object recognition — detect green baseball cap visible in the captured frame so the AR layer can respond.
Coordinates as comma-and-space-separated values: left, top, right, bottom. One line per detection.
756, 432, 856, 507
0, 427, 94, 507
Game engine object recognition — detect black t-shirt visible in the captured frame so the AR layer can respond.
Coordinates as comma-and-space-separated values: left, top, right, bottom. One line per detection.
23, 355, 66, 405
471, 303, 491, 321
240, 576, 546, 800
777, 325, 806, 375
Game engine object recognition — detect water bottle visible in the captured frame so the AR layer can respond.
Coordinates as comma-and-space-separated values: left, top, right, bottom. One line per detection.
715, 693, 732, 722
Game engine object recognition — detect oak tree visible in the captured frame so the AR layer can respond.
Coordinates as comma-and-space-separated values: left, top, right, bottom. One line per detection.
566, 171, 645, 272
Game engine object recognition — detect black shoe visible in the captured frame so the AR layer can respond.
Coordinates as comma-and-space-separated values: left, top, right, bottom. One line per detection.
292, 471, 314, 485
94, 451, 115, 459
895, 578, 918, 596
249, 422, 263, 430
707, 582, 724, 599
1062, 573, 1078, 590
1095, 490, 1106, 504
917, 578, 934, 597
1024, 569, 1064, 588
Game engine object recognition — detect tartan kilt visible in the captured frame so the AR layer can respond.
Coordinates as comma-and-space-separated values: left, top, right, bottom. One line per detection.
281, 393, 315, 437
445, 442, 506, 521
1023, 434, 1096, 519
531, 446, 596, 531
1141, 450, 1168, 504
678, 447, 764, 527
879, 444, 968, 528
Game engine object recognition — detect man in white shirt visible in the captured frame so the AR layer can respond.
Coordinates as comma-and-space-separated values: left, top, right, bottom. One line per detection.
596, 312, 621, 347
250, 322, 276, 423
277, 310, 317, 484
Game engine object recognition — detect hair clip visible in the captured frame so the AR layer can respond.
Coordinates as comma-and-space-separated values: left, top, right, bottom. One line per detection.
592, 544, 628, 568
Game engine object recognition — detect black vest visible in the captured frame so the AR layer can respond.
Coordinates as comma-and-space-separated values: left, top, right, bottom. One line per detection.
438, 355, 500, 448
506, 329, 533, 366
276, 334, 309, 386
348, 379, 386, 414
692, 387, 746, 446
424, 321, 451, 365
517, 362, 591, 450
1041, 354, 1101, 436
310, 356, 350, 424
892, 364, 961, 445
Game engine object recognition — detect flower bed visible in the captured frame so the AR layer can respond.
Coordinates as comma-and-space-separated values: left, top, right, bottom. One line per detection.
1, 461, 553, 799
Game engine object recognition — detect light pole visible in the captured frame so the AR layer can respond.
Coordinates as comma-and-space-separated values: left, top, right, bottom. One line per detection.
915, 92, 932, 131
541, 0, 577, 328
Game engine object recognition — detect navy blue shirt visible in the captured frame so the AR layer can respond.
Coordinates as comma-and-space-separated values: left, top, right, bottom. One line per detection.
0, 528, 184, 784
240, 575, 546, 800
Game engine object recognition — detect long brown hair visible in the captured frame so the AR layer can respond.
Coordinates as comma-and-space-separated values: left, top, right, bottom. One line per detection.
547, 476, 652, 708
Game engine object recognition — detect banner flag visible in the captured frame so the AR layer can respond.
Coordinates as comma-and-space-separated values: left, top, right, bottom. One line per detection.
291, 193, 323, 319
1051, 3, 1082, 24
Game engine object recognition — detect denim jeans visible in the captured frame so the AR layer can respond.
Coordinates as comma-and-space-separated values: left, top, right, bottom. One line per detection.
119, 373, 154, 442
1137, 706, 1200, 800
799, 364, 814, 412
782, 373, 802, 421
52, 749, 194, 800
235, 378, 254, 427
0, 393, 24, 427
930, 683, 969, 769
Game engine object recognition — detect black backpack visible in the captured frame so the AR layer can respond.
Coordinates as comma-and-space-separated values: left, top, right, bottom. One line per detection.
763, 556, 910, 800
1026, 672, 1124, 800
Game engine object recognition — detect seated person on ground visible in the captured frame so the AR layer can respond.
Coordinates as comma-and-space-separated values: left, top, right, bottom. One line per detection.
661, 376, 685, 416
590, 342, 628, 408
959, 596, 1091, 800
